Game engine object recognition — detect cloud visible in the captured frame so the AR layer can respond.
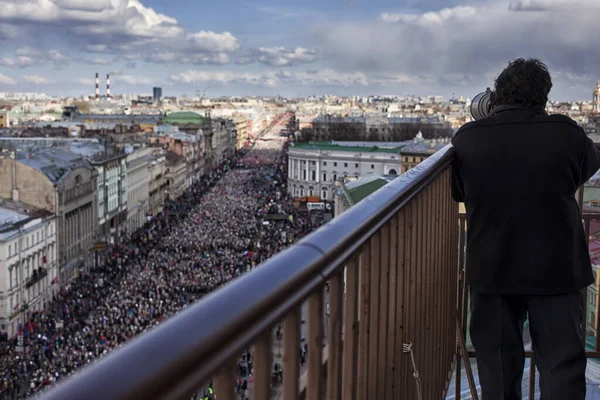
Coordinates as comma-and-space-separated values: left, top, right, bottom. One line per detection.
23, 75, 55, 84
170, 69, 420, 88
238, 47, 320, 67
77, 78, 95, 85
0, 0, 240, 66
508, 0, 600, 11
310, 0, 600, 95
0, 73, 16, 85
0, 48, 71, 68
112, 74, 154, 85
185, 31, 240, 53
84, 57, 112, 65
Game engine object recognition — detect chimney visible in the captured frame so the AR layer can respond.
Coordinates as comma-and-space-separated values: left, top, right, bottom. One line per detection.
106, 73, 111, 99
95, 73, 99, 100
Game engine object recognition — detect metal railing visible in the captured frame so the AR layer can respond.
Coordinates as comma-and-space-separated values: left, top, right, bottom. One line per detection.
39, 144, 459, 400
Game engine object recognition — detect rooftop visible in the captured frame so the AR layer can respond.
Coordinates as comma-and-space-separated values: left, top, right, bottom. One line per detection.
0, 201, 51, 241
16, 147, 92, 183
340, 174, 397, 207
290, 141, 403, 154
163, 111, 205, 125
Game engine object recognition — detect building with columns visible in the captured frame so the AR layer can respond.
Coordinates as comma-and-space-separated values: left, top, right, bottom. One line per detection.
286, 141, 403, 201
0, 203, 58, 338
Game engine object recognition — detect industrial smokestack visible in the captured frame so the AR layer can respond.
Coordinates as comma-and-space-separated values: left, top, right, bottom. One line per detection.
95, 73, 99, 99
106, 73, 111, 99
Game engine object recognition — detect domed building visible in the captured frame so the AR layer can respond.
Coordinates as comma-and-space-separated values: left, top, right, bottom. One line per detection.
162, 111, 205, 127
594, 81, 600, 115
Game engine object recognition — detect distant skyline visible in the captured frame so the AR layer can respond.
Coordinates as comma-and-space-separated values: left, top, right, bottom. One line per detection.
0, 0, 598, 101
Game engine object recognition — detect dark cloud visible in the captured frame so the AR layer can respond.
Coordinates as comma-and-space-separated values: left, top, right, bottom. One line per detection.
309, 1, 600, 97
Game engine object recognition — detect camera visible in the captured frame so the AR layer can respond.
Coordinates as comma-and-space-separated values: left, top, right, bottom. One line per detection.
470, 88, 496, 121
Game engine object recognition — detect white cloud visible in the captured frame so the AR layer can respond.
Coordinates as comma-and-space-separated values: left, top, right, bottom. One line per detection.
0, 73, 16, 85
23, 75, 54, 84
170, 69, 419, 88
252, 47, 319, 67
185, 31, 240, 53
0, 48, 71, 68
112, 74, 154, 85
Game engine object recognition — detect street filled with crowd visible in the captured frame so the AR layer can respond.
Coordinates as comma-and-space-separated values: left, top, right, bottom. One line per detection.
0, 123, 329, 399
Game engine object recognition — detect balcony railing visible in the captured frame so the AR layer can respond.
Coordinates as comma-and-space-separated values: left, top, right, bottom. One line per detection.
25, 267, 48, 289
37, 142, 600, 400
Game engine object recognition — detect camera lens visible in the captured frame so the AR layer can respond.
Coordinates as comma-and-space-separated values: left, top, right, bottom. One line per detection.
470, 89, 493, 121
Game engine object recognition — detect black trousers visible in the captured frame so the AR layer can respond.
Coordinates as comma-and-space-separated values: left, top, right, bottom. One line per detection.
469, 289, 587, 400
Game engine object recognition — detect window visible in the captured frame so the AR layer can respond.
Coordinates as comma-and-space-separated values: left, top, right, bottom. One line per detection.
8, 245, 11, 258
333, 174, 337, 181
302, 170, 307, 180
26, 237, 29, 248
311, 161, 316, 165
344, 163, 348, 167
322, 173, 327, 182
371, 164, 375, 169
323, 161, 327, 166
355, 163, 359, 168
333, 162, 337, 167
311, 170, 316, 181
322, 190, 327, 200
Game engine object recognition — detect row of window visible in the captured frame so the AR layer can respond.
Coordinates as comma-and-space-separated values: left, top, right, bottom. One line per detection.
297, 159, 377, 169
7, 225, 54, 258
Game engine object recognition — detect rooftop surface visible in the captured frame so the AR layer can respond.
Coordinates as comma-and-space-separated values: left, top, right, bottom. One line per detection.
163, 112, 205, 125
16, 147, 92, 183
340, 174, 397, 207
291, 141, 403, 154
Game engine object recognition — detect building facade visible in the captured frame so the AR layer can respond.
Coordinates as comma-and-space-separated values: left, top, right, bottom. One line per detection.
287, 142, 403, 201
148, 153, 167, 218
91, 152, 128, 246
0, 205, 58, 338
400, 133, 450, 173
126, 148, 151, 234
165, 152, 188, 201
0, 148, 98, 284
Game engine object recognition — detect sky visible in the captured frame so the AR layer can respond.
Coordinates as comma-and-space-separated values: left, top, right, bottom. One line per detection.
0, 0, 598, 100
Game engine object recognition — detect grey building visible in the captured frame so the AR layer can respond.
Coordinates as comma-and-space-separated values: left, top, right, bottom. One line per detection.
0, 147, 98, 283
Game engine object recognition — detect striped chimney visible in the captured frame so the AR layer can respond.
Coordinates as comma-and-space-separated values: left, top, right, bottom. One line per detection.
95, 73, 99, 99
106, 73, 111, 99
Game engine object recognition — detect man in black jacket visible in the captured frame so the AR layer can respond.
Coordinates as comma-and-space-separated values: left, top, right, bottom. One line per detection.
452, 58, 600, 399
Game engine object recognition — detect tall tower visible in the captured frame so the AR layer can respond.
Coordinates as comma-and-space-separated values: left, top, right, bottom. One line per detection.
95, 73, 99, 100
594, 81, 600, 115
106, 73, 111, 99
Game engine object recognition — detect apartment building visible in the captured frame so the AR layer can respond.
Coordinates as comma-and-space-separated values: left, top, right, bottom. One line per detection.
0, 148, 98, 283
126, 148, 152, 234
0, 203, 57, 338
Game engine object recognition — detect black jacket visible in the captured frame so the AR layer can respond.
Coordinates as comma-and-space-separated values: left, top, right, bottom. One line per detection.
451, 105, 600, 294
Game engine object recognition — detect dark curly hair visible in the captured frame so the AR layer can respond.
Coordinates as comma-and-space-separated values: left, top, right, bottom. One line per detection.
494, 58, 553, 107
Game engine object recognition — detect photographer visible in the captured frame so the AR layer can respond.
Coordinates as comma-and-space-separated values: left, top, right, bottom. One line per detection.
452, 58, 600, 399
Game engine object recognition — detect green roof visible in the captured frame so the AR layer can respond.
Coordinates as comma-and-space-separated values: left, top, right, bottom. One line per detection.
292, 141, 403, 154
163, 112, 205, 125
346, 178, 390, 205
582, 186, 600, 204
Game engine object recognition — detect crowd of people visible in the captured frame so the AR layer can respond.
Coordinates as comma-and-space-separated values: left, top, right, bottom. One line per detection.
0, 125, 329, 399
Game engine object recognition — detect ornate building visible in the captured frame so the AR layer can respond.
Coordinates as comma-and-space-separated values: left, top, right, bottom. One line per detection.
594, 81, 600, 115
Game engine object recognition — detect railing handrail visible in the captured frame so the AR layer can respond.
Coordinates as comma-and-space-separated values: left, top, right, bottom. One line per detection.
39, 144, 455, 400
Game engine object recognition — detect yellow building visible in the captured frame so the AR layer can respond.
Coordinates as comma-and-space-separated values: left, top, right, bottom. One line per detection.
234, 117, 249, 149
0, 110, 9, 128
